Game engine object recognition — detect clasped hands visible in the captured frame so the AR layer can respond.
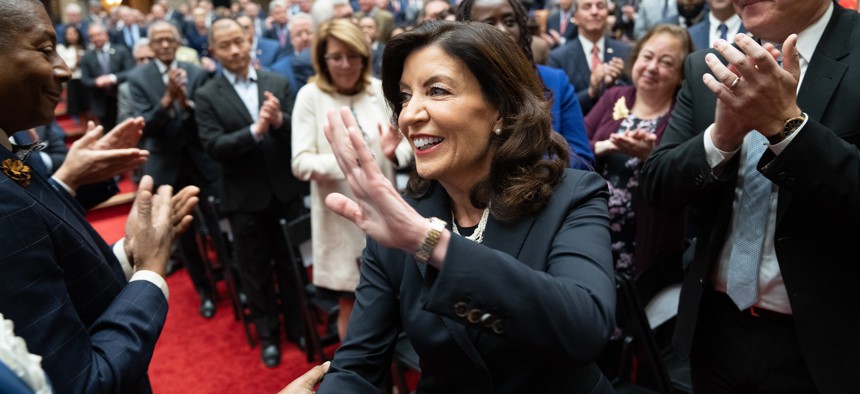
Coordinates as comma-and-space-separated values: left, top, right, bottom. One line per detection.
595, 129, 657, 160
589, 57, 625, 99
703, 33, 803, 151
254, 91, 284, 137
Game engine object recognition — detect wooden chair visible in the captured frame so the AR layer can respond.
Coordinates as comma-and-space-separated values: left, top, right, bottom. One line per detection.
278, 214, 340, 362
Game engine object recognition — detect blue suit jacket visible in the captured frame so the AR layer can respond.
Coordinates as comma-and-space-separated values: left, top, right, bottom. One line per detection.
686, 15, 748, 51
547, 37, 632, 115
269, 55, 300, 102
255, 37, 283, 70
0, 147, 168, 393
545, 10, 578, 43
537, 65, 593, 169
318, 169, 616, 393
0, 361, 36, 394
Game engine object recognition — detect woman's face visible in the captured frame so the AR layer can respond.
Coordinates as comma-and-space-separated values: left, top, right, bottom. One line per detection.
632, 33, 684, 98
324, 37, 364, 94
469, 0, 520, 42
65, 27, 80, 45
398, 45, 499, 189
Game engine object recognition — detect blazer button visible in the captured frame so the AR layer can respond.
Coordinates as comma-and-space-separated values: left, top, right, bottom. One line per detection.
467, 309, 482, 324
480, 313, 494, 326
454, 302, 468, 317
491, 320, 506, 334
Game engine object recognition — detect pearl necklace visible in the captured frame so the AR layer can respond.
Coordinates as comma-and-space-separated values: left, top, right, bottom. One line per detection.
451, 206, 490, 244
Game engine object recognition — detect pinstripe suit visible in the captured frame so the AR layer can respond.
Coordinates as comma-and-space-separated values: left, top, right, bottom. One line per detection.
0, 146, 167, 393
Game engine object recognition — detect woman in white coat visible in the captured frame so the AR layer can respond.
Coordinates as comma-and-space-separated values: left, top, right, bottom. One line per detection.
291, 19, 410, 339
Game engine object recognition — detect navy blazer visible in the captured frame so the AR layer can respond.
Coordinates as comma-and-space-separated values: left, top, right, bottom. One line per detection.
0, 147, 167, 393
545, 10, 578, 44
255, 37, 284, 71
686, 15, 748, 51
537, 64, 594, 169
547, 37, 632, 115
318, 169, 616, 393
640, 4, 860, 393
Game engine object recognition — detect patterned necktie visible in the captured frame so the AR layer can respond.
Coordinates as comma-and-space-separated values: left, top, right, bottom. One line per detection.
726, 131, 772, 310
718, 23, 728, 41
591, 44, 601, 72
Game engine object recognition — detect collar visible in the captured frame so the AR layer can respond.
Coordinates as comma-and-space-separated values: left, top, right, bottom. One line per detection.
223, 66, 258, 85
0, 127, 11, 151
708, 12, 742, 33
154, 58, 177, 75
98, 42, 112, 53
578, 35, 605, 54
795, 1, 833, 65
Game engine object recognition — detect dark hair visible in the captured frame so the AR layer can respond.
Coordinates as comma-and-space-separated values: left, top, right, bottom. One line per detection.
63, 24, 85, 48
455, 0, 534, 64
381, 21, 569, 222
0, 0, 43, 51
627, 24, 694, 88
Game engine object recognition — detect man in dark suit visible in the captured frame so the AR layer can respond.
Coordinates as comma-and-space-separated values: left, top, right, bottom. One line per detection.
640, 1, 860, 392
545, 0, 578, 47
237, 14, 282, 70
547, 0, 631, 114
128, 21, 221, 318
263, 0, 293, 57
196, 18, 306, 368
0, 1, 198, 392
686, 0, 746, 51
81, 23, 135, 131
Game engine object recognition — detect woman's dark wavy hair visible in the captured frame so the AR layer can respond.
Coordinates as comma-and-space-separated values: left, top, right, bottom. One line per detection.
381, 21, 569, 222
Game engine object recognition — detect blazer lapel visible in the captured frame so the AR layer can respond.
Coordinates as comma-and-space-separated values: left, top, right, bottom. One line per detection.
778, 6, 849, 224
0, 148, 102, 256
215, 75, 254, 124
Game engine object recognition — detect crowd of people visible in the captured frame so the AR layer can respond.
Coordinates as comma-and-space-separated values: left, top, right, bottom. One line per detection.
1, 0, 859, 392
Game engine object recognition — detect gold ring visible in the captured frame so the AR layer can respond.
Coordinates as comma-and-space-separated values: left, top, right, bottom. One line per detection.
729, 76, 741, 89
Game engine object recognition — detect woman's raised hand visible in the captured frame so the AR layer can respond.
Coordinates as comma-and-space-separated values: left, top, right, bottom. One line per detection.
323, 107, 427, 254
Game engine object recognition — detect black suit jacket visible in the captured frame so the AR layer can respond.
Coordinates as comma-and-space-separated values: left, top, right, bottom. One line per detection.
640, 5, 860, 393
195, 70, 305, 213
80, 45, 135, 118
128, 61, 219, 193
547, 37, 632, 114
318, 170, 616, 393
546, 10, 578, 43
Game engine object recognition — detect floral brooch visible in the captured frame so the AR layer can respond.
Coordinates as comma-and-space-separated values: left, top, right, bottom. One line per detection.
1, 158, 31, 188
612, 96, 630, 121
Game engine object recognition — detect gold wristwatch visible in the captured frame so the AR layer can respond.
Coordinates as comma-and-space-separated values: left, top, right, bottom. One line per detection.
767, 112, 807, 144
415, 217, 446, 264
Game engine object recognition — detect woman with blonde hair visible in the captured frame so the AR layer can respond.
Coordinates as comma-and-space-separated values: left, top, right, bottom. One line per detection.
291, 18, 410, 339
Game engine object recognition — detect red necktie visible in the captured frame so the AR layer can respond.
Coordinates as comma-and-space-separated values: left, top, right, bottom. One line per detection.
560, 14, 568, 34
591, 44, 601, 71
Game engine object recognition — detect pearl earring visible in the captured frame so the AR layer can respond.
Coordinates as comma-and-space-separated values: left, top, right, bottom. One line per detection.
494, 127, 502, 135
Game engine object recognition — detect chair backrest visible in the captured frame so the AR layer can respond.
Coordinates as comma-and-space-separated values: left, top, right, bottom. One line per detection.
282, 213, 312, 265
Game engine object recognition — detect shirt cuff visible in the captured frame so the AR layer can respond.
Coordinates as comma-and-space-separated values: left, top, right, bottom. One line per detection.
130, 270, 170, 301
703, 123, 740, 168
113, 238, 134, 281
108, 74, 118, 83
38, 151, 53, 173
50, 176, 76, 196
249, 123, 264, 142
767, 112, 807, 155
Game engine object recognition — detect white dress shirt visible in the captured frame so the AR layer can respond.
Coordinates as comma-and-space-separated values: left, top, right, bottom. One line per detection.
707, 13, 743, 49
703, 3, 833, 314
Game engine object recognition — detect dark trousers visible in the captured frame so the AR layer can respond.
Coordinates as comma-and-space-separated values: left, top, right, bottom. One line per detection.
228, 197, 303, 345
690, 288, 818, 394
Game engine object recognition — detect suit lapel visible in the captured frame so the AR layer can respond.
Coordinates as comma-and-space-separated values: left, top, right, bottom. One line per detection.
215, 74, 254, 124
778, 6, 849, 224
0, 148, 102, 256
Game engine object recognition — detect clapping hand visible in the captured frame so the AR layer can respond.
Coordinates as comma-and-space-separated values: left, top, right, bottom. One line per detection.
256, 91, 283, 136
277, 362, 330, 394
610, 129, 657, 160
52, 118, 149, 190
123, 175, 199, 275
704, 34, 801, 151
377, 122, 403, 163
323, 107, 427, 253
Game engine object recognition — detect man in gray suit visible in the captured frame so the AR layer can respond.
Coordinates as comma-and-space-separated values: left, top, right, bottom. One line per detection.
128, 21, 220, 318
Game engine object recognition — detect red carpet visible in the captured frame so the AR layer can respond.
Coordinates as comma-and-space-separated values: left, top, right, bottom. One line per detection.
87, 205, 320, 393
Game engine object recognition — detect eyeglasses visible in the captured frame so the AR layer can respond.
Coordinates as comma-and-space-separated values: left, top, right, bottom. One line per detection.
324, 53, 362, 65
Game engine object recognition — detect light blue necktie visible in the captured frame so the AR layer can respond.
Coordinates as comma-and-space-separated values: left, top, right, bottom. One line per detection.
662, 0, 670, 20
718, 23, 728, 41
726, 131, 772, 310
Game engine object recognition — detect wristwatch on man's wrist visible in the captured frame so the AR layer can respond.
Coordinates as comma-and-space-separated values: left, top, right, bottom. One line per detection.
767, 112, 807, 144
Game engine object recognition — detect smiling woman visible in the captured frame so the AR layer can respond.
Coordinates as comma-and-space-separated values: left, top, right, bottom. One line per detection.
283, 21, 617, 393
